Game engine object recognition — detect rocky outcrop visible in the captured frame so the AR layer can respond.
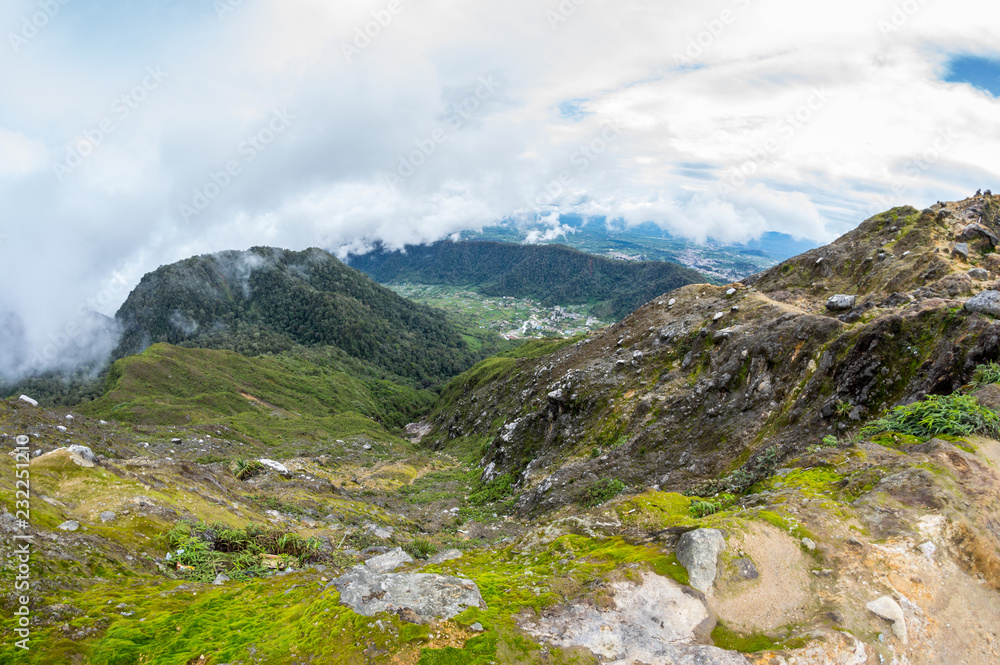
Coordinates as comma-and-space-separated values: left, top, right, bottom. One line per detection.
518, 572, 749, 665
676, 529, 726, 593
328, 566, 485, 623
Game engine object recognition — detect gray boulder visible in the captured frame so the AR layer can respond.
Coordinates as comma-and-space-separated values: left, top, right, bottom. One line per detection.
67, 445, 97, 465
99, 511, 117, 523
364, 547, 413, 573
953, 242, 970, 259
213, 573, 231, 585
58, 520, 80, 532
676, 528, 726, 593
426, 549, 463, 565
965, 290, 1000, 316
18, 395, 38, 406
329, 565, 484, 623
866, 595, 908, 643
258, 459, 291, 476
825, 294, 856, 311
969, 268, 990, 281
733, 558, 759, 580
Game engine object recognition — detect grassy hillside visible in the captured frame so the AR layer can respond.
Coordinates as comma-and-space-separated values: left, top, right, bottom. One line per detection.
349, 240, 709, 320
82, 343, 435, 445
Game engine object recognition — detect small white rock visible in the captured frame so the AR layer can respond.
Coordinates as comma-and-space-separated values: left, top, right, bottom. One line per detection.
18, 395, 38, 407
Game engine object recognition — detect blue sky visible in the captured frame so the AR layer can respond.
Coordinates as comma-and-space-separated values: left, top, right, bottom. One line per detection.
1, 0, 1000, 377
945, 55, 1000, 97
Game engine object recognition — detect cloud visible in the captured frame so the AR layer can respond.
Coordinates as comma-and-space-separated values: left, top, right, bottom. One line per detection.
2, 0, 1000, 379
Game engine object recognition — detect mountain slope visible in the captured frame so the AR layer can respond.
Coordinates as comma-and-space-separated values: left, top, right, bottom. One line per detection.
348, 240, 709, 320
114, 246, 507, 386
425, 194, 1000, 513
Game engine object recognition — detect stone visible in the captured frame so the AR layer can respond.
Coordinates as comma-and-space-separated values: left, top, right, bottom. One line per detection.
470, 622, 484, 632
426, 549, 463, 565
958, 223, 999, 246
362, 443, 372, 451
99, 511, 117, 523
802, 537, 817, 551
18, 395, 38, 406
952, 242, 970, 259
367, 524, 394, 539
213, 573, 231, 585
170, 438, 182, 444
329, 566, 484, 623
300, 517, 318, 528
826, 294, 857, 311
965, 290, 1000, 316
733, 558, 759, 580
65, 415, 74, 420
56, 425, 68, 433
866, 595, 907, 644
676, 528, 726, 593
67, 445, 97, 466
712, 312, 725, 321
258, 459, 291, 475
969, 267, 990, 281
518, 572, 748, 665
364, 547, 413, 573
58, 520, 80, 532
972, 383, 1000, 411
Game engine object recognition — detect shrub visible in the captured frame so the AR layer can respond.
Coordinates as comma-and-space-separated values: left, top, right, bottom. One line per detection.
972, 362, 1000, 386
230, 458, 263, 481
580, 479, 627, 507
468, 473, 515, 506
403, 539, 439, 560
861, 393, 1000, 438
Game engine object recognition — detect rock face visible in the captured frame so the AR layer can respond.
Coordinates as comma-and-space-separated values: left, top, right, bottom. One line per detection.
676, 529, 726, 593
866, 595, 908, 644
329, 566, 485, 623
519, 572, 749, 665
825, 294, 857, 311
965, 290, 1000, 315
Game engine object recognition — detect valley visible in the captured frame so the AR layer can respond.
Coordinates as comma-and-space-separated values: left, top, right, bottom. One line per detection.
3, 195, 1000, 664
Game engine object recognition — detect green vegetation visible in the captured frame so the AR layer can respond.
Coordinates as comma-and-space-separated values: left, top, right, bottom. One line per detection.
113, 246, 510, 386
163, 521, 324, 582
469, 473, 516, 506
350, 240, 707, 320
690, 493, 737, 518
972, 361, 1000, 386
862, 393, 1000, 438
79, 344, 434, 443
711, 621, 806, 653
688, 447, 780, 497
230, 458, 263, 480
580, 478, 627, 507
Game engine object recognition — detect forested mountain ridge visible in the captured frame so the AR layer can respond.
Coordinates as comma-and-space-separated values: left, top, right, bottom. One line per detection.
113, 246, 507, 386
348, 240, 709, 320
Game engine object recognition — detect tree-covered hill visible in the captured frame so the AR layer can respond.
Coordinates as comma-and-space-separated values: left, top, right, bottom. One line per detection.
113, 246, 507, 386
348, 240, 709, 320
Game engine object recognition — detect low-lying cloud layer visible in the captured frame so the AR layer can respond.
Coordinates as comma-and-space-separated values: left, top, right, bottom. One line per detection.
1, 0, 999, 379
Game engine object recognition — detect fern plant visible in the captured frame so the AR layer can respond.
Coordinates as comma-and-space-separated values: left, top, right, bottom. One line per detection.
862, 393, 1000, 438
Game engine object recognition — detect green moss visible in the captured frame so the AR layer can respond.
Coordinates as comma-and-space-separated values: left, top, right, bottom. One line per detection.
711, 621, 807, 653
